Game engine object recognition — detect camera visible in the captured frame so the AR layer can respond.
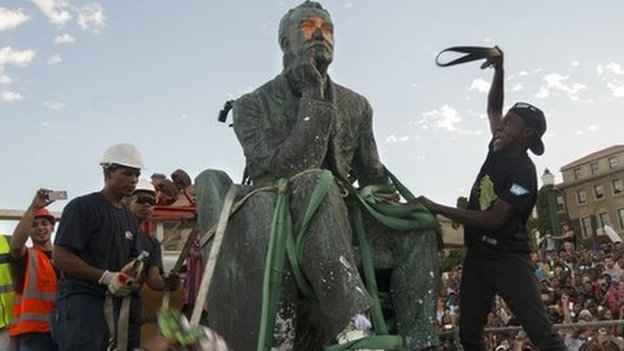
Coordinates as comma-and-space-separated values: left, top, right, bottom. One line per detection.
47, 190, 68, 201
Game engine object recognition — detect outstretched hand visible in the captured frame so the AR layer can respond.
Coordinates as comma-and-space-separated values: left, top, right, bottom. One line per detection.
411, 195, 438, 214
481, 46, 504, 70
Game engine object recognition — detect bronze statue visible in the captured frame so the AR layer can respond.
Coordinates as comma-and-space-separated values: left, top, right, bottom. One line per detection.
195, 2, 441, 349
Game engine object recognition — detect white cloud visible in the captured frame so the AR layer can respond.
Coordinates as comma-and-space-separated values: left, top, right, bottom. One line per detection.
575, 125, 601, 135
54, 33, 75, 44
344, 2, 353, 9
30, 0, 72, 26
43, 100, 65, 110
0, 70, 11, 84
47, 53, 62, 65
0, 46, 36, 67
78, 3, 105, 33
607, 83, 624, 98
467, 78, 489, 93
385, 134, 410, 143
571, 61, 580, 67
0, 7, 30, 31
511, 83, 524, 91
535, 87, 549, 99
1, 90, 23, 101
414, 105, 483, 135
597, 62, 624, 98
519, 70, 529, 77
535, 72, 586, 101
598, 62, 623, 75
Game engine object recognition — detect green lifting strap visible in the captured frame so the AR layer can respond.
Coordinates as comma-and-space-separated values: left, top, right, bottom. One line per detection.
352, 207, 388, 336
326, 335, 404, 351
258, 171, 335, 350
289, 169, 334, 300
257, 178, 290, 351
257, 168, 438, 350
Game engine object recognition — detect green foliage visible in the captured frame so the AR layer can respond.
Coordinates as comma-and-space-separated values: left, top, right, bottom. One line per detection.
441, 248, 466, 272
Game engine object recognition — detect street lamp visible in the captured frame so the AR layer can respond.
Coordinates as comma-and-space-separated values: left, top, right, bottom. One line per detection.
541, 168, 560, 235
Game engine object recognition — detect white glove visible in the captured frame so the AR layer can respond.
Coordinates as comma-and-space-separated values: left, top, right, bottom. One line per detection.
99, 270, 134, 297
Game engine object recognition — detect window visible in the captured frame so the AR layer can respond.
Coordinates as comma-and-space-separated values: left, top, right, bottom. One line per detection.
574, 168, 583, 180
591, 162, 600, 174
609, 157, 620, 170
577, 189, 587, 204
599, 212, 611, 227
594, 184, 605, 200
581, 216, 592, 238
613, 178, 623, 195
556, 194, 565, 212
619, 208, 624, 230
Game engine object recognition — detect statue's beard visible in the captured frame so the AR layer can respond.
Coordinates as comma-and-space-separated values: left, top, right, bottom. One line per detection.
283, 51, 333, 72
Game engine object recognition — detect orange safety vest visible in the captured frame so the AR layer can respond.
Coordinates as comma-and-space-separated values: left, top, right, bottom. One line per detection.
9, 247, 58, 336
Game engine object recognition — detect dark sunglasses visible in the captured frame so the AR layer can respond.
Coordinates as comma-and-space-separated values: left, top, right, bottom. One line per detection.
134, 194, 156, 206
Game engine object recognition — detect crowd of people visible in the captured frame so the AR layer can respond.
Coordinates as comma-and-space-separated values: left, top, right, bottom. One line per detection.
0, 1, 601, 350
437, 237, 624, 351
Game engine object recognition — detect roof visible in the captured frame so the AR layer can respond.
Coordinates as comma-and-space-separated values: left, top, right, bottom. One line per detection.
560, 145, 624, 171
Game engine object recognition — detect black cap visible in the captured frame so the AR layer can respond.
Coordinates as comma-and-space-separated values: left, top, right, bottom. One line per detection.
509, 102, 546, 155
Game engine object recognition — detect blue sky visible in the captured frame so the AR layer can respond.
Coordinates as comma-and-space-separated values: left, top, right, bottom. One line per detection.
1, 0, 623, 233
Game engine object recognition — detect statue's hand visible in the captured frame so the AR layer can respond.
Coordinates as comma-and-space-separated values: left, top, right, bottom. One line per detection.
286, 56, 325, 99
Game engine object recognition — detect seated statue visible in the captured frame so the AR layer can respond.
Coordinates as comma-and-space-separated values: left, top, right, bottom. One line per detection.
195, 2, 441, 350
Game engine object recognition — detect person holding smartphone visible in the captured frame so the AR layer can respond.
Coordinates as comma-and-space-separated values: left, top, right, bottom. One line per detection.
10, 189, 60, 350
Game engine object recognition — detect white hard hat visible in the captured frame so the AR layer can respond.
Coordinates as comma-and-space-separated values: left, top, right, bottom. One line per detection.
99, 143, 144, 169
134, 179, 155, 194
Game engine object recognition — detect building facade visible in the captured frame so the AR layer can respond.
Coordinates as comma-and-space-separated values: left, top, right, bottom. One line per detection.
557, 145, 624, 240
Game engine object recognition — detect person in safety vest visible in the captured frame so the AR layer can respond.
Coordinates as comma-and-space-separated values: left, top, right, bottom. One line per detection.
125, 179, 180, 350
0, 233, 16, 351
52, 143, 143, 351
10, 189, 60, 350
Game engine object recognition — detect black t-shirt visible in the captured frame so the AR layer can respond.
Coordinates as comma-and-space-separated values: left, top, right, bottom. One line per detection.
464, 139, 537, 253
131, 231, 163, 298
54, 192, 139, 298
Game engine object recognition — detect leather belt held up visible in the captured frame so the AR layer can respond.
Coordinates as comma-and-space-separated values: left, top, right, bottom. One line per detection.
435, 46, 500, 69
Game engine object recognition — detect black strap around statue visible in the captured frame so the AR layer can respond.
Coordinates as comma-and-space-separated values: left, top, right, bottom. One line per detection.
435, 46, 500, 68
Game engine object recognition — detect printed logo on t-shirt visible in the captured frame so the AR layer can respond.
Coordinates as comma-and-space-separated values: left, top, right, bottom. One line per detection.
478, 175, 498, 210
509, 183, 530, 196
125, 230, 134, 240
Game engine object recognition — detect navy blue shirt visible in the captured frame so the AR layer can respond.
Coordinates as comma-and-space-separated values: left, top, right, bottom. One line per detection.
464, 140, 537, 253
54, 192, 139, 298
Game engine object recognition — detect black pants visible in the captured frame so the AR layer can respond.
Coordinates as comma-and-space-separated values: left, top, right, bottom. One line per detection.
459, 249, 566, 351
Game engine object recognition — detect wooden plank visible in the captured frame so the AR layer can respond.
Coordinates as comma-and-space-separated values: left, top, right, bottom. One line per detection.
0, 209, 62, 221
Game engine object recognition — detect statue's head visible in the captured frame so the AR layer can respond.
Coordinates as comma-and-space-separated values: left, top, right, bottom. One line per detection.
278, 1, 333, 69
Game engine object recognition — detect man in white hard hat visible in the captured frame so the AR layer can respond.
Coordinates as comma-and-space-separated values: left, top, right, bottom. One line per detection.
52, 143, 143, 351
125, 179, 180, 350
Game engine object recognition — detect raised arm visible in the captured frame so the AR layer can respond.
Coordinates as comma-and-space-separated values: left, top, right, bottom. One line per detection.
11, 189, 52, 259
485, 47, 504, 135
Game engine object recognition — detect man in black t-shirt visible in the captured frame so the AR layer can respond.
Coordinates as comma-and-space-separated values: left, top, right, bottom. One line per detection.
415, 48, 566, 350
51, 143, 144, 351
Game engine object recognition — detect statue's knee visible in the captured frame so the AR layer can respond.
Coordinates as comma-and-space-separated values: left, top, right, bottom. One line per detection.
195, 169, 233, 189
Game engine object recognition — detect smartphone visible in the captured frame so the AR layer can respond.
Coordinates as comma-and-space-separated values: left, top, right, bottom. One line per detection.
47, 190, 68, 201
